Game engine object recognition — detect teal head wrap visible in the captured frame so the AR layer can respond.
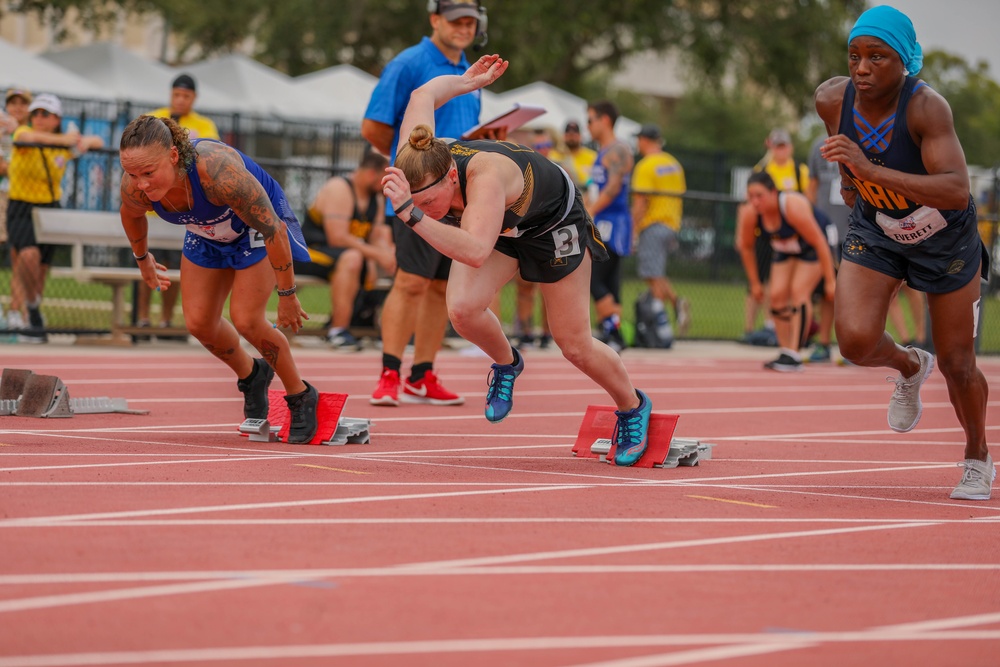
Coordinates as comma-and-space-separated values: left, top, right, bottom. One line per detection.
848, 5, 923, 75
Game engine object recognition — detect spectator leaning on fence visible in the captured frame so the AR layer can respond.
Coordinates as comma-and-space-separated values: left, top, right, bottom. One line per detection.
138, 73, 222, 340
1, 89, 33, 236
6, 93, 104, 342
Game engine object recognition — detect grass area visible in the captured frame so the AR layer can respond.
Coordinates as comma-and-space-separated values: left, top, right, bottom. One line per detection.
4, 270, 1000, 353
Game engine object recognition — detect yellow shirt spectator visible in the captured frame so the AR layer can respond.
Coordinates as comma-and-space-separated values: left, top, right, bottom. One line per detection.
8, 125, 72, 203
762, 159, 809, 194
632, 151, 686, 232
148, 107, 220, 141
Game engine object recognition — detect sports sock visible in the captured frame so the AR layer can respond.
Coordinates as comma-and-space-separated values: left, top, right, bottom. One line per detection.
409, 362, 433, 384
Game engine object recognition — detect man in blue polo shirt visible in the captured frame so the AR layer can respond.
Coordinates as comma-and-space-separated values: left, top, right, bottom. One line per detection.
362, 0, 489, 408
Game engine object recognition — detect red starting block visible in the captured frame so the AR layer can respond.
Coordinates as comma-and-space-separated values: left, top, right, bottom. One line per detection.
237, 391, 372, 445
571, 404, 681, 468
266, 389, 345, 444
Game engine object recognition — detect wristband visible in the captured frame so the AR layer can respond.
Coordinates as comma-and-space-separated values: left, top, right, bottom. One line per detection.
133, 252, 148, 262
393, 197, 414, 217
276, 284, 297, 297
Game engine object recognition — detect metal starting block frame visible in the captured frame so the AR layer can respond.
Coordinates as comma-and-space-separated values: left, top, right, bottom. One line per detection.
590, 437, 715, 468
238, 416, 372, 445
0, 368, 148, 418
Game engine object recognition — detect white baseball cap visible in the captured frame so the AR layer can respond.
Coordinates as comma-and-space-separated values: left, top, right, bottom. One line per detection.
28, 93, 63, 117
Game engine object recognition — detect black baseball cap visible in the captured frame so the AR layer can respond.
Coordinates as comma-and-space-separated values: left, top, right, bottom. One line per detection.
564, 121, 581, 133
635, 124, 662, 140
171, 74, 197, 92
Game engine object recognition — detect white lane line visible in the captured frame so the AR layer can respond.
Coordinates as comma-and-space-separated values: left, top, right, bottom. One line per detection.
2, 562, 997, 586
0, 484, 589, 526
0, 517, 976, 528
0, 456, 299, 473
0, 630, 998, 667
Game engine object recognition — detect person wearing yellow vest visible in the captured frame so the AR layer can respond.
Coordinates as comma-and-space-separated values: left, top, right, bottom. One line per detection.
142, 74, 221, 340
631, 124, 690, 340
562, 120, 597, 190
6, 93, 103, 341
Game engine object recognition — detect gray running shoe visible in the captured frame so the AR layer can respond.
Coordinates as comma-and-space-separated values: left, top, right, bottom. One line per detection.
950, 455, 996, 501
887, 347, 934, 433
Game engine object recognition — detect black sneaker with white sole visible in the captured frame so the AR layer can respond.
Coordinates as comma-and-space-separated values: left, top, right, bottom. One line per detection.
237, 358, 275, 420
284, 381, 319, 444
764, 353, 804, 372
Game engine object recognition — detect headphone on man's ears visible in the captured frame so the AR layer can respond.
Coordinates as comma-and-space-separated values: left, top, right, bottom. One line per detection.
426, 1, 489, 51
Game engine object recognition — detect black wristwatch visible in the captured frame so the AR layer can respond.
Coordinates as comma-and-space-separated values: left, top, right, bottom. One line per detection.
404, 206, 424, 228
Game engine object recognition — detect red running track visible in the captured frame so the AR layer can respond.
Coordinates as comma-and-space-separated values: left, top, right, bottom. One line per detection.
0, 341, 998, 667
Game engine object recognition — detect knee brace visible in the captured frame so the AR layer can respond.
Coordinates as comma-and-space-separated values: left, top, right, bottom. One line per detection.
770, 305, 798, 321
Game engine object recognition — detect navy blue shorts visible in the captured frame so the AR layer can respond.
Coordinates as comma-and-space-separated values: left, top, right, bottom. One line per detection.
842, 210, 989, 293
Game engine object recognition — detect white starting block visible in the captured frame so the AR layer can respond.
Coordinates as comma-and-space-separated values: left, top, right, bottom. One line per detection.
238, 416, 372, 445
591, 437, 715, 468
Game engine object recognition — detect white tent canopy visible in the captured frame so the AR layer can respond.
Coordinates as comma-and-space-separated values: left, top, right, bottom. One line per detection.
41, 42, 238, 111
0, 38, 113, 101
494, 81, 641, 145
293, 64, 378, 124
184, 55, 342, 121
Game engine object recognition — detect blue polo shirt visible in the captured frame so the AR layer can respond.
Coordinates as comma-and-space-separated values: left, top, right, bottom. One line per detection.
365, 36, 481, 168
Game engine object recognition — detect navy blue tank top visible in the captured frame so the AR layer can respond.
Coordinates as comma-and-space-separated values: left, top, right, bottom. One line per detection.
837, 77, 974, 225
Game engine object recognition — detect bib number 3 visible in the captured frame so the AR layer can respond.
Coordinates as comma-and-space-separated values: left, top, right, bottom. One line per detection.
552, 224, 581, 260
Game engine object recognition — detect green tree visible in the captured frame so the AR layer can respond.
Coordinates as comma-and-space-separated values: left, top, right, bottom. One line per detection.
10, 0, 864, 115
919, 51, 1000, 168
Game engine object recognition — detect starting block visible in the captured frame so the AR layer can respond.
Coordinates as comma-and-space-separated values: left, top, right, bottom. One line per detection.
571, 404, 714, 468
238, 389, 372, 445
0, 368, 148, 418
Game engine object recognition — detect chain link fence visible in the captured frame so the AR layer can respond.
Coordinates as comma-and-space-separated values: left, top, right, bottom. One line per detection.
1, 98, 997, 351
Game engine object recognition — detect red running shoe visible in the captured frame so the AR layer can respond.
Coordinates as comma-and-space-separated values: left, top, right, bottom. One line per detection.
402, 370, 465, 406
370, 368, 401, 406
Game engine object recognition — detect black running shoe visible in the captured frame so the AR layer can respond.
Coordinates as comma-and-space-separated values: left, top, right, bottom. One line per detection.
284, 382, 319, 444
763, 353, 803, 373
236, 358, 275, 420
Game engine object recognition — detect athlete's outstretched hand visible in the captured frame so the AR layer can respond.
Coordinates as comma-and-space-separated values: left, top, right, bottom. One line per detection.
462, 54, 509, 92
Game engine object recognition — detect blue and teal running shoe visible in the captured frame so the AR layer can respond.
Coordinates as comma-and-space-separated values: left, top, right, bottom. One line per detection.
485, 349, 524, 423
612, 389, 652, 466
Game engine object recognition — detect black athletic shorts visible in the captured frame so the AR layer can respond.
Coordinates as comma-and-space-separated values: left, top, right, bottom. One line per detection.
494, 189, 609, 284
6, 199, 56, 264
292, 245, 369, 285
392, 215, 451, 281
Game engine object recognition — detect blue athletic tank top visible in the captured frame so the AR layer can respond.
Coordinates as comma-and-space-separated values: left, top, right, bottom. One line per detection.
152, 139, 309, 260
590, 143, 632, 256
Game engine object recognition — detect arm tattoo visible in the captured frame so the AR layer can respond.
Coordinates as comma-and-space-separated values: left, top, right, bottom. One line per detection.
604, 143, 632, 182
120, 174, 152, 213
199, 142, 282, 243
